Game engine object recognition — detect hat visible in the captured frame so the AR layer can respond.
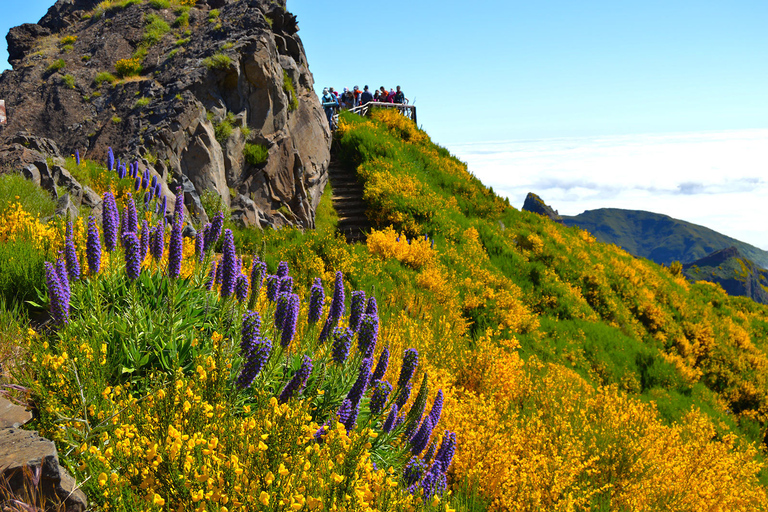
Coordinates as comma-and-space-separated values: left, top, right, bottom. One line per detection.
323, 87, 329, 94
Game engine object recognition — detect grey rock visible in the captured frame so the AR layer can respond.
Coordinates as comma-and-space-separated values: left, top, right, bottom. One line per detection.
0, 398, 32, 429
55, 193, 79, 222
522, 192, 563, 224
52, 165, 84, 206
0, 429, 87, 512
82, 186, 101, 208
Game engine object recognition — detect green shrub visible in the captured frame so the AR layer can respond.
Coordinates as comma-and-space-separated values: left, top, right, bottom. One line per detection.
175, 37, 190, 46
243, 142, 268, 166
94, 71, 117, 85
200, 189, 230, 223
62, 74, 76, 89
202, 53, 231, 70
112, 116, 122, 124
208, 9, 220, 21
0, 234, 52, 313
149, 0, 170, 8
213, 112, 236, 143
173, 7, 190, 27
0, 174, 56, 217
282, 70, 298, 112
114, 57, 142, 77
46, 59, 66, 74
133, 97, 151, 108
143, 13, 171, 47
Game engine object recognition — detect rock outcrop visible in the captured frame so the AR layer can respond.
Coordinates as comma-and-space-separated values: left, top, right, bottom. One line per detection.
522, 192, 562, 223
0, 0, 330, 229
683, 246, 768, 305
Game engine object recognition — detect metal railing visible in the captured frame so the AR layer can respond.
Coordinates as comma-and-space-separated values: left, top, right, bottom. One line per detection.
331, 101, 416, 129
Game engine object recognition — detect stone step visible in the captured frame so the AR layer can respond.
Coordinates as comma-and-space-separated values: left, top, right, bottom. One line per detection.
336, 207, 368, 216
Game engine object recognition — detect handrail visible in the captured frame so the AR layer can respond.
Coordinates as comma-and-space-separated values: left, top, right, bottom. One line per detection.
331, 101, 416, 129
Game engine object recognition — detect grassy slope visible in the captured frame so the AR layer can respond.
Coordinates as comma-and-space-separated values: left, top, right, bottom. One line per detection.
562, 207, 768, 268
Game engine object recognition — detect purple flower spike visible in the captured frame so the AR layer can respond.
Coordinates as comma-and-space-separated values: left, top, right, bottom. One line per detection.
195, 231, 204, 263
357, 314, 378, 359
337, 399, 353, 427
142, 169, 150, 190
102, 192, 119, 252
344, 399, 361, 431
331, 327, 353, 364
280, 294, 300, 348
64, 221, 80, 281
45, 261, 69, 326
371, 346, 390, 383
206, 260, 217, 290
153, 182, 161, 199
278, 355, 313, 404
139, 220, 150, 262
398, 349, 419, 388
144, 189, 152, 208
428, 390, 444, 427
369, 381, 392, 415
160, 195, 167, 219
151, 220, 165, 261
204, 211, 224, 251
107, 147, 114, 172
240, 310, 262, 354
125, 193, 137, 234
151, 175, 157, 189
133, 175, 141, 191
236, 338, 272, 389
366, 296, 378, 317
395, 383, 412, 410
219, 229, 237, 298
276, 261, 289, 278
265, 275, 280, 302
382, 405, 399, 433
75, 150, 80, 166
122, 232, 141, 281
167, 221, 183, 278
118, 164, 126, 180
329, 271, 345, 320
433, 431, 457, 473
235, 274, 249, 302
349, 291, 366, 332
410, 416, 434, 456
307, 277, 324, 324
346, 357, 372, 406
86, 216, 101, 275
279, 276, 293, 294
55, 258, 71, 318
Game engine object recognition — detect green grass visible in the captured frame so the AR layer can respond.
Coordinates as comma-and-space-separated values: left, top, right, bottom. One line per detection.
143, 13, 171, 47
62, 74, 76, 89
94, 71, 117, 85
133, 97, 151, 109
243, 142, 268, 165
203, 53, 231, 70
46, 59, 66, 74
314, 181, 338, 237
283, 70, 299, 111
0, 230, 54, 313
0, 174, 56, 217
214, 112, 236, 143
149, 0, 170, 8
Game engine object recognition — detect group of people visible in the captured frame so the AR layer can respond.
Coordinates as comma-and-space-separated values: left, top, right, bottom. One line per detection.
320, 85, 408, 129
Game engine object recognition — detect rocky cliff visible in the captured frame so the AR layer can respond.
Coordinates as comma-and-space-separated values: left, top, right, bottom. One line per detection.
0, 0, 330, 228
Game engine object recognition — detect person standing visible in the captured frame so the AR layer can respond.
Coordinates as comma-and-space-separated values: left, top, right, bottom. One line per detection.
386, 88, 395, 103
321, 87, 338, 130
361, 85, 373, 105
394, 85, 406, 104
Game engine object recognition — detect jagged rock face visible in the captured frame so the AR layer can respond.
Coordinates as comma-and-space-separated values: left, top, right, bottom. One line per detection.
0, 0, 330, 229
522, 192, 562, 223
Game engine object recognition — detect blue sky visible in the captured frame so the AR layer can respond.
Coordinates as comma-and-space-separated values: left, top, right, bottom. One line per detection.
2, 1, 768, 248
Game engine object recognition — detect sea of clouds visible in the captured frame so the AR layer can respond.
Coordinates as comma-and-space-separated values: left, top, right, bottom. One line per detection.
449, 129, 768, 250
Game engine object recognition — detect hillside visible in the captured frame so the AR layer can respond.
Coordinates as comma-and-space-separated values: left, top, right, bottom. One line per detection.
683, 246, 768, 304
561, 207, 768, 268
4, 91, 768, 510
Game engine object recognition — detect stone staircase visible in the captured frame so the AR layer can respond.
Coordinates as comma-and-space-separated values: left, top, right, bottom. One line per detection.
327, 163, 370, 243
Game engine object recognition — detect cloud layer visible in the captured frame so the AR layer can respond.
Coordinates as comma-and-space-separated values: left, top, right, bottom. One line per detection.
449, 129, 768, 250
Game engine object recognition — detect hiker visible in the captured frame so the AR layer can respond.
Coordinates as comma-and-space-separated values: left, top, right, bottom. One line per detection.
394, 85, 406, 104
386, 88, 396, 103
379, 86, 388, 102
321, 87, 338, 130
353, 86, 362, 107
360, 85, 373, 105
373, 90, 381, 102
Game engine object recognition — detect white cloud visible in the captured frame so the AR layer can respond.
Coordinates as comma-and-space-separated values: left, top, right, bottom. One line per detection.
449, 129, 768, 250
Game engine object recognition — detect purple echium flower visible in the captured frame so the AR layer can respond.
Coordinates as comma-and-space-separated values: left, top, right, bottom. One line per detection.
410, 416, 433, 456
133, 175, 141, 192
86, 216, 101, 275
250, 259, 267, 295
118, 164, 126, 180
279, 276, 293, 294
428, 389, 444, 427
139, 220, 149, 262
195, 231, 204, 263
395, 383, 412, 411
348, 291, 366, 332
280, 294, 300, 348
151, 220, 166, 261
357, 314, 378, 359
64, 221, 80, 281
122, 232, 141, 280
420, 462, 448, 503
142, 169, 150, 190
403, 457, 426, 488
329, 271, 345, 320
45, 262, 68, 326
144, 189, 152, 209
205, 260, 217, 290
153, 182, 161, 200
423, 440, 437, 465
219, 229, 237, 298
125, 193, 138, 234
151, 174, 157, 189
318, 316, 335, 344
344, 399, 361, 431
160, 195, 167, 219
337, 399, 352, 427
433, 431, 457, 472
369, 381, 392, 415
167, 220, 183, 278
240, 310, 262, 354
307, 277, 324, 324
331, 327, 353, 364
204, 211, 224, 251
365, 296, 378, 317
236, 338, 272, 389
265, 275, 280, 302
398, 348, 419, 388
346, 357, 372, 406
107, 147, 114, 172
371, 346, 390, 383
55, 258, 71, 317
75, 150, 80, 166
276, 261, 289, 278
382, 404, 399, 433
235, 274, 249, 302
119, 208, 128, 248
275, 293, 290, 329
278, 355, 313, 404
102, 192, 119, 252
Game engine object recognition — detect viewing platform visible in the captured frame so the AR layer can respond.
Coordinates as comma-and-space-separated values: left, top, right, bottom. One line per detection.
332, 101, 416, 128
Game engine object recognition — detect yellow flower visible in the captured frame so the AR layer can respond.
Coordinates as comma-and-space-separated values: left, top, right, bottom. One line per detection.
97, 473, 108, 487
259, 491, 270, 506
